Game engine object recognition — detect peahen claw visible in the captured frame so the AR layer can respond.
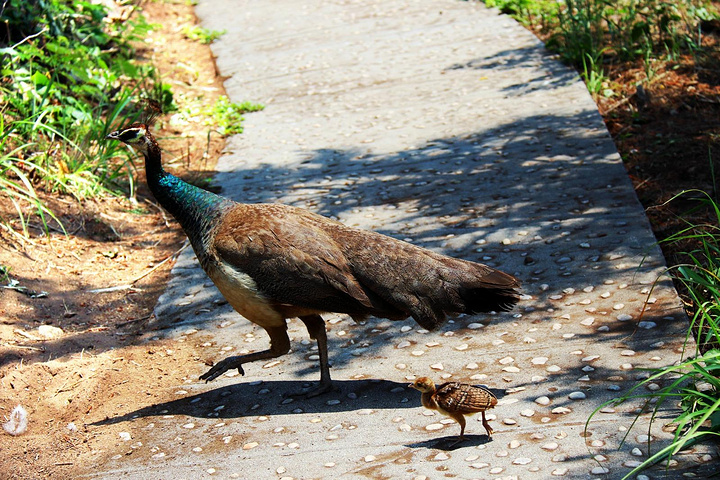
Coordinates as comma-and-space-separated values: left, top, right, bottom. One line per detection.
199, 356, 246, 382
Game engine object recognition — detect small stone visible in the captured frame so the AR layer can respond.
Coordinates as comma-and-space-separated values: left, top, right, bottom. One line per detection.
542, 442, 559, 451
568, 391, 586, 400
489, 467, 504, 474
119, 432, 131, 441
552, 468, 568, 476
531, 357, 548, 365
508, 440, 521, 449
364, 455, 376, 462
499, 356, 514, 365
520, 409, 535, 417
466, 362, 479, 370
617, 314, 632, 321
513, 457, 532, 465
467, 323, 484, 329
591, 466, 609, 474
621, 350, 636, 356
430, 363, 444, 370
551, 407, 572, 414
624, 460, 642, 468
546, 365, 561, 373
433, 452, 449, 461
470, 462, 489, 469
620, 363, 634, 370
183, 423, 195, 429
425, 423, 444, 431
535, 396, 551, 406
636, 434, 653, 443
397, 341, 411, 349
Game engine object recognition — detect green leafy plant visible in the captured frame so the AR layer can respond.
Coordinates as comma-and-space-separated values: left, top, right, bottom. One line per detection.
0, 0, 170, 236
182, 25, 226, 44
204, 96, 264, 135
588, 190, 720, 478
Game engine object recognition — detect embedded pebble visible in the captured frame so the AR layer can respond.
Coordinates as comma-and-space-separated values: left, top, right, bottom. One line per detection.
396, 341, 411, 349
520, 409, 535, 417
568, 391, 586, 400
503, 366, 520, 373
426, 423, 444, 431
243, 442, 258, 450
430, 363, 444, 370
508, 440, 521, 449
513, 457, 532, 465
591, 466, 610, 474
580, 317, 595, 326
542, 442, 559, 451
183, 423, 195, 429
489, 467, 504, 474
531, 357, 548, 365
119, 432, 131, 441
470, 462, 489, 469
552, 407, 572, 414
467, 323, 484, 329
546, 365, 561, 373
535, 396, 551, 406
465, 362, 479, 370
433, 452, 449, 461
552, 468, 568, 476
364, 455, 376, 462
617, 313, 632, 321
499, 356, 514, 365
621, 350, 636, 356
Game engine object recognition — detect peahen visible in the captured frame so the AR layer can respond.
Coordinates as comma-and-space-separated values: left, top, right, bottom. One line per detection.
107, 123, 520, 396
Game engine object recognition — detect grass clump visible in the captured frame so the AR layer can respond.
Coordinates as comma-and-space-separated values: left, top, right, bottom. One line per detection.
204, 96, 264, 136
480, 0, 719, 97
589, 190, 720, 477
182, 25, 226, 44
0, 0, 171, 235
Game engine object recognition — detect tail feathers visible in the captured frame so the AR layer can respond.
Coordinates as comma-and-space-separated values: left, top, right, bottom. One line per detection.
410, 268, 520, 331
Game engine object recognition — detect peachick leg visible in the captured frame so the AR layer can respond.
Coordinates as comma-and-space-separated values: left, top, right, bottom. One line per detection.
200, 325, 290, 382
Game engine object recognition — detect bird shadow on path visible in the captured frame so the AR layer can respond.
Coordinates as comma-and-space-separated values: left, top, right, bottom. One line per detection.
90, 378, 417, 427
406, 434, 493, 451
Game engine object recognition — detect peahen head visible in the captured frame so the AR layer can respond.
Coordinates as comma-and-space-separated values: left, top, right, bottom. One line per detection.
106, 123, 155, 156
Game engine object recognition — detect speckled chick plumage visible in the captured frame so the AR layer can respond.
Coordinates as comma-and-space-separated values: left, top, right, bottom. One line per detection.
410, 376, 497, 442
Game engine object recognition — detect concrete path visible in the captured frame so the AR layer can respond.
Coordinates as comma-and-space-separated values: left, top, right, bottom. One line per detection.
90, 0, 714, 478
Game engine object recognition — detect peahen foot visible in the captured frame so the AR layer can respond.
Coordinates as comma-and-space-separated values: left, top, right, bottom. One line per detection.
200, 356, 246, 382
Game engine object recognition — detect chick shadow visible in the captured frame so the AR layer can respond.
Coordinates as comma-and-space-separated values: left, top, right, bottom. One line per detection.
90, 378, 415, 427
406, 434, 493, 451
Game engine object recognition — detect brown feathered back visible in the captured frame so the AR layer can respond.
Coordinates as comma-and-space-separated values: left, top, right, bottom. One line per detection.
212, 204, 519, 330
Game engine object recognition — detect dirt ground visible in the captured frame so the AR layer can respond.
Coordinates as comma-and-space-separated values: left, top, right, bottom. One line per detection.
0, 2, 227, 478
0, 1, 719, 479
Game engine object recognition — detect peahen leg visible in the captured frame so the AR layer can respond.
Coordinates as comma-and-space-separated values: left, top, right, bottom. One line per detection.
200, 325, 290, 382
298, 314, 336, 397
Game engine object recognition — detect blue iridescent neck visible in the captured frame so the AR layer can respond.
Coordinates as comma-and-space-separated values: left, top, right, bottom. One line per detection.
142, 138, 233, 264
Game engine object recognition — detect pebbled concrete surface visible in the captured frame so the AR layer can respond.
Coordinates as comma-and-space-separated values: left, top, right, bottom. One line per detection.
89, 0, 715, 478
